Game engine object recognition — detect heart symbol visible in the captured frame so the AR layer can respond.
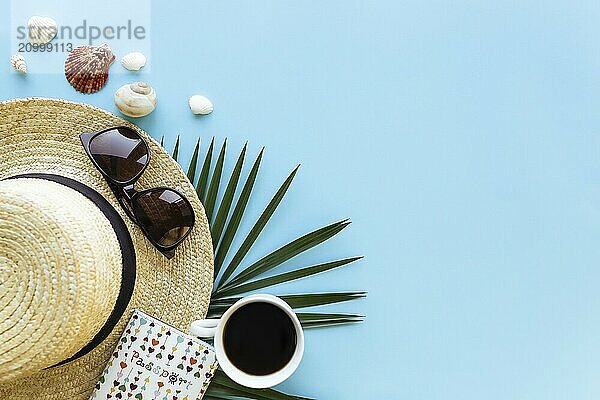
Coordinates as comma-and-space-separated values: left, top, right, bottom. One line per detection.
107, 395, 112, 399
127, 394, 132, 398
177, 363, 184, 370
167, 354, 174, 361
156, 353, 163, 359
189, 358, 197, 365
148, 347, 155, 353
186, 366, 193, 373
134, 377, 139, 382
116, 393, 122, 399
135, 394, 142, 400
152, 339, 159, 346
113, 381, 119, 387
160, 345, 165, 350
143, 337, 148, 342
139, 318, 147, 326
113, 352, 118, 358
157, 382, 164, 388
193, 372, 200, 378
131, 337, 137, 342
130, 383, 138, 390
95, 383, 101, 390
118, 345, 123, 350
120, 362, 127, 369
118, 384, 126, 392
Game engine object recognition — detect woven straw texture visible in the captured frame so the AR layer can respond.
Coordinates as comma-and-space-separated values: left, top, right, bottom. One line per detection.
0, 98, 214, 399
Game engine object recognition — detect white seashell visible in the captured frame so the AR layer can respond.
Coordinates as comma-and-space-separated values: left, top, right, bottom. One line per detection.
28, 16, 57, 45
114, 82, 157, 118
10, 55, 27, 74
189, 95, 213, 115
121, 52, 147, 71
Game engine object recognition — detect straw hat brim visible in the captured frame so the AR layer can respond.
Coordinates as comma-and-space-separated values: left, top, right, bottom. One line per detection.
0, 98, 214, 399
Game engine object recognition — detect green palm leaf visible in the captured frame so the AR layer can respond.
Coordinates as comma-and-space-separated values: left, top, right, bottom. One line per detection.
211, 143, 247, 250
209, 371, 312, 400
186, 139, 201, 183
208, 291, 366, 315
171, 135, 180, 161
220, 220, 352, 290
204, 139, 227, 223
217, 165, 299, 288
196, 137, 215, 202
214, 257, 362, 299
163, 137, 366, 400
213, 148, 264, 279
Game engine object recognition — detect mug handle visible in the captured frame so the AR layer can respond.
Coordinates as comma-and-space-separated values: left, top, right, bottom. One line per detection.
190, 319, 220, 338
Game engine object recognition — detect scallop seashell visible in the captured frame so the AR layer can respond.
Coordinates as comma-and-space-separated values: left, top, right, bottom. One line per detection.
28, 16, 57, 45
189, 95, 214, 115
121, 52, 147, 71
114, 82, 157, 118
64, 43, 115, 94
10, 55, 27, 74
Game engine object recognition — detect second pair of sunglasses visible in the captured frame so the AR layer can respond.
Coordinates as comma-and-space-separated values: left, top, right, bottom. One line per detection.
81, 127, 195, 257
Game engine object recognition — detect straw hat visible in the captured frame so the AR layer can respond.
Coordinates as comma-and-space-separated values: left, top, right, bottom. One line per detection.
0, 98, 214, 399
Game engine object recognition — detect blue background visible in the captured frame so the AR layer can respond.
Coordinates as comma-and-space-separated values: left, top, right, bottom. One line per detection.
2, 1, 600, 398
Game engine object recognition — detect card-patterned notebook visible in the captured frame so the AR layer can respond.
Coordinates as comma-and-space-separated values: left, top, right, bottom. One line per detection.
90, 310, 218, 400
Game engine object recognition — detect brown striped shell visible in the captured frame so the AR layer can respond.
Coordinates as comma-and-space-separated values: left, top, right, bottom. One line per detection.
64, 43, 115, 94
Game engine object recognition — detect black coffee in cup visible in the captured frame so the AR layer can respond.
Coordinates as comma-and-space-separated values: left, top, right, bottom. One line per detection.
223, 302, 297, 376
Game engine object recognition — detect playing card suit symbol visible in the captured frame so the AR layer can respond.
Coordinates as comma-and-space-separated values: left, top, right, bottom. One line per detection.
167, 354, 174, 361
189, 358, 197, 365
126, 329, 131, 334
156, 353, 163, 359
157, 382, 164, 388
204, 350, 209, 354
127, 394, 132, 398
193, 372, 200, 378
120, 362, 127, 369
111, 387, 117, 393
160, 345, 165, 350
148, 347, 155, 353
121, 337, 127, 343
187, 341, 193, 346
100, 376, 106, 383
157, 332, 163, 337
135, 394, 142, 400
199, 364, 203, 369
140, 345, 146, 351
182, 356, 186, 361
113, 381, 119, 387
186, 366, 193, 373
130, 383, 138, 390
152, 339, 159, 346
134, 376, 139, 382
131, 337, 137, 342
133, 314, 139, 320
150, 322, 155, 327
116, 393, 122, 399
107, 395, 112, 399
113, 352, 118, 358
143, 337, 148, 342
118, 384, 126, 392
118, 345, 123, 350
205, 373, 212, 378
177, 363, 184, 370
139, 318, 147, 326
95, 383, 101, 390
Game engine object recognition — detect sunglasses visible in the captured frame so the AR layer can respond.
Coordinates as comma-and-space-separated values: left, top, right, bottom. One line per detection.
81, 127, 195, 258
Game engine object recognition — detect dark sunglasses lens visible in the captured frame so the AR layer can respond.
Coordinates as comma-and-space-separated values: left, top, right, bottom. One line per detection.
89, 127, 149, 184
132, 189, 194, 248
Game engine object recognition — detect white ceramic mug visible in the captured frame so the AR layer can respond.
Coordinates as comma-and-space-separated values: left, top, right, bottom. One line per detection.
190, 294, 304, 388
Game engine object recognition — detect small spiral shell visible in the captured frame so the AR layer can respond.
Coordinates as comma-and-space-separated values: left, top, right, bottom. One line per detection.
10, 55, 27, 74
